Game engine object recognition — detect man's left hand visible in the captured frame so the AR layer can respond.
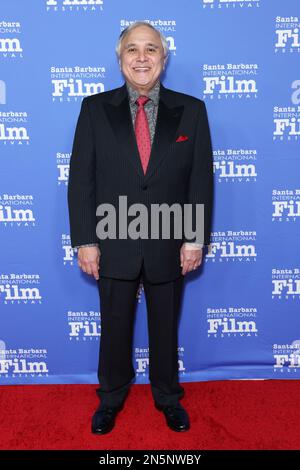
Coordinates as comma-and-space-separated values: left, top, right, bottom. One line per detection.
180, 245, 203, 275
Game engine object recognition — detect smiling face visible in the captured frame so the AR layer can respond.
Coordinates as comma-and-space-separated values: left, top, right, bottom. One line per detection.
119, 25, 166, 95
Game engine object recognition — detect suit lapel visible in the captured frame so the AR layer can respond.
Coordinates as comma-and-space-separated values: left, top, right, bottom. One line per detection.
102, 81, 184, 181
103, 89, 144, 179
144, 94, 183, 182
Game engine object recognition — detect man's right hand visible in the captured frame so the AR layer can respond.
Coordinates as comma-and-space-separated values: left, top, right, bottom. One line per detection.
77, 246, 100, 280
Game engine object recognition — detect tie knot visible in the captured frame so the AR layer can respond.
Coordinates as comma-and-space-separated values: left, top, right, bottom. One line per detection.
136, 95, 150, 107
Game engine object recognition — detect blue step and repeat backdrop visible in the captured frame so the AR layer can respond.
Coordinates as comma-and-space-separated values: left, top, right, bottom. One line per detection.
1, 0, 299, 385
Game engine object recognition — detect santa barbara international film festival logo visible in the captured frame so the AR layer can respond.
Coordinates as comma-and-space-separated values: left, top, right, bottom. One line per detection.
46, 0, 104, 12
207, 306, 258, 338
0, 109, 30, 146
272, 268, 300, 300
62, 234, 75, 265
67, 310, 100, 341
206, 230, 257, 263
272, 189, 300, 222
202, 0, 260, 9
273, 340, 300, 375
134, 346, 185, 379
274, 16, 300, 54
0, 194, 35, 227
0, 341, 49, 378
51, 65, 106, 102
120, 19, 177, 55
0, 274, 42, 305
0, 20, 23, 58
202, 63, 258, 100
56, 151, 70, 186
273, 81, 300, 141
213, 148, 257, 183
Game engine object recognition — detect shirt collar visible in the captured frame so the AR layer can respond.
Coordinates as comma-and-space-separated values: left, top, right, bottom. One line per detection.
126, 79, 160, 106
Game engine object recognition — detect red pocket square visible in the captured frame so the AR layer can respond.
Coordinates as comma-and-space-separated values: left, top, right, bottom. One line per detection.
176, 135, 189, 142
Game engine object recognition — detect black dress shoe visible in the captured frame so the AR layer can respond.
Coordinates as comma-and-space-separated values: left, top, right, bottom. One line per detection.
155, 402, 190, 432
91, 404, 123, 435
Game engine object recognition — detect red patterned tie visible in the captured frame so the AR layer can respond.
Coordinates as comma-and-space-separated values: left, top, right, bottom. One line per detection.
134, 95, 151, 174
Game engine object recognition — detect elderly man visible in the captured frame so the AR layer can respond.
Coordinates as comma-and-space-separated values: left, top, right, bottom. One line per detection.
68, 21, 213, 434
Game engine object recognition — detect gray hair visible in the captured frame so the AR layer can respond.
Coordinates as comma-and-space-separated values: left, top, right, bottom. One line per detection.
115, 21, 169, 60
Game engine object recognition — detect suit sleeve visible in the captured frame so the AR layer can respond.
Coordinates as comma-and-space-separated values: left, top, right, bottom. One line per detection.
184, 101, 214, 246
67, 98, 98, 248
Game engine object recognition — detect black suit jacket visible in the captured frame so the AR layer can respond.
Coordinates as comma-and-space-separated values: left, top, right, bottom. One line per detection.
67, 81, 214, 282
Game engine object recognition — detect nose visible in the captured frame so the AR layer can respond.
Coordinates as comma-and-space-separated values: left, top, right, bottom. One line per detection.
137, 50, 148, 62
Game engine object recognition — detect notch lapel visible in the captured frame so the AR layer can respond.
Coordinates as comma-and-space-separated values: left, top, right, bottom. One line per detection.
103, 84, 144, 179
144, 96, 183, 183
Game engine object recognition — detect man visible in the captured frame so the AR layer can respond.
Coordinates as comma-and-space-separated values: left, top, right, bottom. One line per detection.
68, 21, 213, 434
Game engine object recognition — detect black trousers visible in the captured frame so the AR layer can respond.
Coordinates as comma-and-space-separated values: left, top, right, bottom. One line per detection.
96, 260, 185, 408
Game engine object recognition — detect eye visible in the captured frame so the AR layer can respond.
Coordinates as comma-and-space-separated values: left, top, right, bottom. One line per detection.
127, 47, 137, 53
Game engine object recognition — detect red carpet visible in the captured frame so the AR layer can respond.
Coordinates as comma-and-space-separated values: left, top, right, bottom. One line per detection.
0, 380, 299, 450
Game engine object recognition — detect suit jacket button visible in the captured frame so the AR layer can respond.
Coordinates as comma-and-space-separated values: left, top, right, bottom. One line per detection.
142, 184, 148, 190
